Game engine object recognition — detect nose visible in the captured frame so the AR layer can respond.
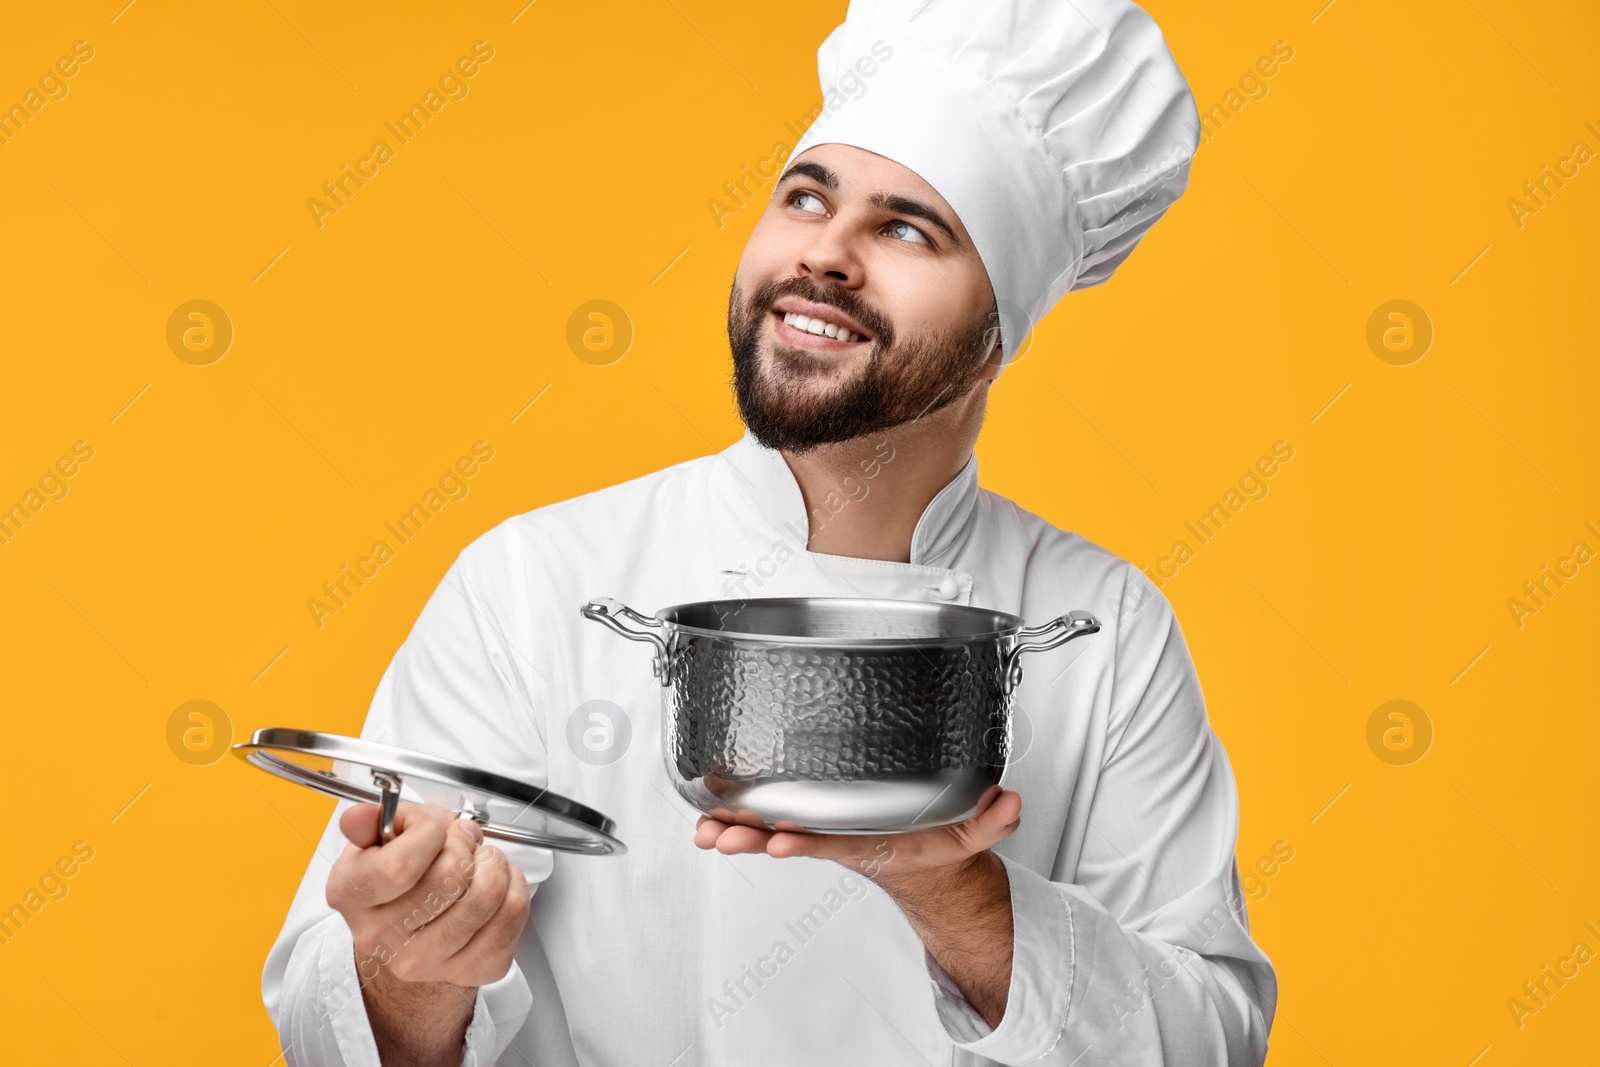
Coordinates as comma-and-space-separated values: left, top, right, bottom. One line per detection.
796, 223, 863, 286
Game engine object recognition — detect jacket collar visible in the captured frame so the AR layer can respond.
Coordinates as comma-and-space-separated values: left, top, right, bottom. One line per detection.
717, 430, 980, 571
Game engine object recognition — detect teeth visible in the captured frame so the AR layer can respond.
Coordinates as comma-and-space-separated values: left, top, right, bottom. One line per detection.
781, 311, 862, 343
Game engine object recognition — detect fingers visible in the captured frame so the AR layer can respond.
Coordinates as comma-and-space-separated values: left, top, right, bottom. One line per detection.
713, 825, 773, 854
691, 790, 1025, 870
439, 858, 532, 987
766, 829, 895, 864
339, 803, 382, 849
693, 817, 725, 850
973, 784, 1004, 815
966, 789, 1024, 848
695, 816, 773, 855
339, 799, 445, 849
939, 789, 1022, 860
765, 831, 837, 860
696, 816, 864, 862
387, 841, 515, 982
329, 803, 456, 910
325, 797, 538, 990
987, 790, 1023, 830
370, 820, 483, 929
697, 807, 815, 851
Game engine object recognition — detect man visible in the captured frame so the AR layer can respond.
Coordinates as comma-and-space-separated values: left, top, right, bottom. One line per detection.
263, 1, 1277, 1064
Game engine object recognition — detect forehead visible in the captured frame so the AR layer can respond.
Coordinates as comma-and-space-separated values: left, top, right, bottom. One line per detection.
782, 143, 976, 248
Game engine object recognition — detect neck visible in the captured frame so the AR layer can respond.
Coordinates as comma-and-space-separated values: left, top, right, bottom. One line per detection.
780, 384, 989, 563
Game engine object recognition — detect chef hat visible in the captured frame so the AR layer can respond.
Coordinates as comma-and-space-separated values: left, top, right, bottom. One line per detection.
783, 0, 1201, 363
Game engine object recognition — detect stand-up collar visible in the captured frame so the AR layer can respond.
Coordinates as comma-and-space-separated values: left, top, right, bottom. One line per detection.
717, 430, 980, 570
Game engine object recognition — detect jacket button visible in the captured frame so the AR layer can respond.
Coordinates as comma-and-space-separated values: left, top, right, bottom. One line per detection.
936, 576, 960, 599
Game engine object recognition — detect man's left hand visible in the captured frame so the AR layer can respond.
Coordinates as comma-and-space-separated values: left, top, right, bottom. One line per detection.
693, 785, 1022, 882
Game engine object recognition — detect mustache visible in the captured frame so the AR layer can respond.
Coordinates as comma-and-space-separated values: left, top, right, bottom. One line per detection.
750, 277, 893, 346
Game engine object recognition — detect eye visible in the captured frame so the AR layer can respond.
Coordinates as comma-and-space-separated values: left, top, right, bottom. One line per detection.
884, 219, 931, 245
788, 189, 828, 215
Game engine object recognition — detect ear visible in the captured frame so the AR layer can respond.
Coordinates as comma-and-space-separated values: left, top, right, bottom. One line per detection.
979, 336, 1006, 382
977, 296, 1006, 382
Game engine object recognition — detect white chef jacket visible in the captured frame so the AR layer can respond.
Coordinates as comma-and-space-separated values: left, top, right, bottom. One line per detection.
262, 430, 1277, 1066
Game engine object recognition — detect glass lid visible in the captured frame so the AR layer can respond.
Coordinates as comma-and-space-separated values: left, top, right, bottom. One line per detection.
233, 727, 625, 856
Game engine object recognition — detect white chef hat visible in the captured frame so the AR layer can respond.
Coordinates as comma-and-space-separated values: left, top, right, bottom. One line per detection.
783, 0, 1201, 363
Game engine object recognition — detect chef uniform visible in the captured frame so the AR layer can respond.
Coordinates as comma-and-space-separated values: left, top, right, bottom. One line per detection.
263, 1, 1278, 1065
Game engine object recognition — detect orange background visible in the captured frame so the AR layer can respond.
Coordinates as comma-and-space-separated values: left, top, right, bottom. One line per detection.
1, 1, 1595, 1063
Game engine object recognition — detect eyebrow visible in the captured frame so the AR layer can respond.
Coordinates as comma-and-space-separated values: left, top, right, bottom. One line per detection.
777, 161, 965, 250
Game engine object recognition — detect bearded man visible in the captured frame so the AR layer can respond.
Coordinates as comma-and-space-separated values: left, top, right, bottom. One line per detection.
262, 2, 1277, 1064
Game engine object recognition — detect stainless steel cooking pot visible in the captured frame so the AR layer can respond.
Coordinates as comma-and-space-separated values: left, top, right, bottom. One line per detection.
580, 596, 1100, 833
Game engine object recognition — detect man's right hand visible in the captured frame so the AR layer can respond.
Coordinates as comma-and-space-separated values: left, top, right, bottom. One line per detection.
325, 801, 530, 1065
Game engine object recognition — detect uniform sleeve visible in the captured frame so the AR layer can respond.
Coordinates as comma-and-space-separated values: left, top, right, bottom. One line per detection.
260, 520, 554, 1066
925, 569, 1277, 1065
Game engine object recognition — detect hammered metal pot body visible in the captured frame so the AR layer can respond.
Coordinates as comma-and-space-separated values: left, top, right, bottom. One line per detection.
666, 629, 1010, 831
580, 597, 1100, 833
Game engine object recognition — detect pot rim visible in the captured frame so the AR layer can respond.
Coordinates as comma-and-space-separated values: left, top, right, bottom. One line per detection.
652, 596, 1030, 647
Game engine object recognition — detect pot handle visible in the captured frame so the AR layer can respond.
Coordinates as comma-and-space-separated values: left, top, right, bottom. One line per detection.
580, 597, 672, 685
1003, 610, 1100, 693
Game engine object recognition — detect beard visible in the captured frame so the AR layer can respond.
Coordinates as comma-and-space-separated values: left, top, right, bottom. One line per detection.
727, 275, 998, 454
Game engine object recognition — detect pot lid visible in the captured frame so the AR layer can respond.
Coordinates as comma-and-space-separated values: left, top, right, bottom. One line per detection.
233, 727, 625, 856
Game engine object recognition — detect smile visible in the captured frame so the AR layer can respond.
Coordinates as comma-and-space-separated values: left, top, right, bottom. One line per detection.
771, 310, 869, 350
